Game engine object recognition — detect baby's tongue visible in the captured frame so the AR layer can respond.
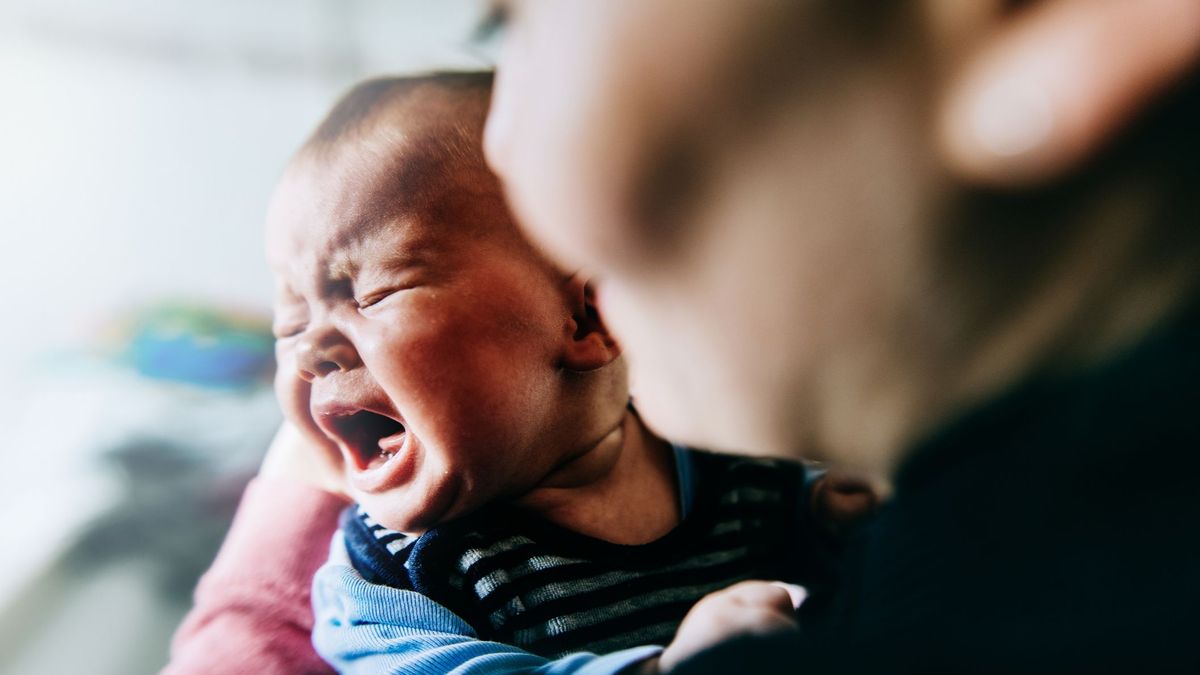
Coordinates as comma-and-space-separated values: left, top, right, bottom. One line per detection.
378, 432, 405, 453
366, 432, 405, 470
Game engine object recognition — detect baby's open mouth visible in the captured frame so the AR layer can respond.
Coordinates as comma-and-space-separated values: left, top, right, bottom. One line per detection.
324, 410, 406, 471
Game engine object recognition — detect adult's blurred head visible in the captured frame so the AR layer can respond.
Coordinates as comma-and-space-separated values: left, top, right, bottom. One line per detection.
484, 0, 1200, 474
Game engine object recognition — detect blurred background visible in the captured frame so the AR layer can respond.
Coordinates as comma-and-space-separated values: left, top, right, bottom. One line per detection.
0, 1, 488, 672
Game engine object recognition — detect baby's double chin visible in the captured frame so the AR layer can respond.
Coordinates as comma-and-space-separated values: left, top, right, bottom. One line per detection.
514, 434, 628, 522
540, 419, 628, 489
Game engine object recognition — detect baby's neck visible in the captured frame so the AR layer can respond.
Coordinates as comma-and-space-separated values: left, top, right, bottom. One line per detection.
516, 411, 681, 545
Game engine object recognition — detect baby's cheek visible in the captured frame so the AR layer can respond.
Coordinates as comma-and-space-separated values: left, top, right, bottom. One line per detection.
273, 353, 322, 442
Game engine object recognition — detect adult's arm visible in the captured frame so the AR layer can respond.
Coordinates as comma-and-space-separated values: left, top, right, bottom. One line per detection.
162, 477, 346, 675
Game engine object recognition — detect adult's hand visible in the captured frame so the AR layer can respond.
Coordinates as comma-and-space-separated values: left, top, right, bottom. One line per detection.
258, 420, 350, 500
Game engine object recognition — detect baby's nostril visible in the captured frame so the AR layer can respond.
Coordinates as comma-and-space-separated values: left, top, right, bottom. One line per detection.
315, 360, 340, 376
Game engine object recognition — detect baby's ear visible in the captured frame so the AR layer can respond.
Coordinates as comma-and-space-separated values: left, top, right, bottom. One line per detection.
561, 274, 621, 371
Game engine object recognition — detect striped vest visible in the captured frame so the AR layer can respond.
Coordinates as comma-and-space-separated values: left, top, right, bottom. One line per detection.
341, 449, 825, 658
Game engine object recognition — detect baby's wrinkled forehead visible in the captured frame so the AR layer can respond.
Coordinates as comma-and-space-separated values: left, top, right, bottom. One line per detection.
303, 77, 494, 216
267, 146, 507, 269
266, 74, 531, 276
304, 73, 491, 173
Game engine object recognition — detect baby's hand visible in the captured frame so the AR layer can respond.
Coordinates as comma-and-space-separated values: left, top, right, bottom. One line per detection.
259, 421, 350, 500
646, 581, 804, 673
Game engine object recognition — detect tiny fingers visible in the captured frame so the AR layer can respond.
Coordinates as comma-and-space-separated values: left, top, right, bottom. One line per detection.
659, 580, 801, 672
769, 582, 809, 610
700, 580, 802, 619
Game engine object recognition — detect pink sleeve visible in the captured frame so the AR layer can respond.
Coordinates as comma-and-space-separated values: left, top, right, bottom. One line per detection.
162, 477, 347, 675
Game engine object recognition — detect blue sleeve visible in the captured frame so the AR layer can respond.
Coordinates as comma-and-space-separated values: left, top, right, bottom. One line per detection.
312, 535, 662, 675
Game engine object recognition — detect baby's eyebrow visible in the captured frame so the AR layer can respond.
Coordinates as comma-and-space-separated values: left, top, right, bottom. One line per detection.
373, 246, 432, 272
326, 253, 358, 283
377, 216, 444, 257
321, 211, 400, 281
326, 228, 437, 285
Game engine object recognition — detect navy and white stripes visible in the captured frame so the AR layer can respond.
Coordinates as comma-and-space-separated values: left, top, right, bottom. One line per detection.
341, 449, 816, 659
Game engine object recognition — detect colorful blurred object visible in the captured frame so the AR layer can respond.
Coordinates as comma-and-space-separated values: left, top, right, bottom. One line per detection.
119, 303, 275, 388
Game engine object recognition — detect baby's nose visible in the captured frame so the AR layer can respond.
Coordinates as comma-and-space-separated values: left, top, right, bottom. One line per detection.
295, 327, 361, 381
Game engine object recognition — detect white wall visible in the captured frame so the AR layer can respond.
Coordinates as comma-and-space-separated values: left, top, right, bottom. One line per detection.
0, 0, 489, 367
0, 4, 491, 672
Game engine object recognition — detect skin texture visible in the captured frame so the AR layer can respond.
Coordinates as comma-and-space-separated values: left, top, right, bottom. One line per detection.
266, 80, 678, 539
484, 0, 1200, 475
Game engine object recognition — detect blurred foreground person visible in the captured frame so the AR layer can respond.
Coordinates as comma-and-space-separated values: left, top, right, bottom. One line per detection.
484, 0, 1200, 672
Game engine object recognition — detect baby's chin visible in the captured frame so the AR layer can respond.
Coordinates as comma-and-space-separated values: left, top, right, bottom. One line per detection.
355, 476, 468, 535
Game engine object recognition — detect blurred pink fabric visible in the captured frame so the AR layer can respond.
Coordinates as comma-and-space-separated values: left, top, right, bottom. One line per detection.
163, 477, 343, 675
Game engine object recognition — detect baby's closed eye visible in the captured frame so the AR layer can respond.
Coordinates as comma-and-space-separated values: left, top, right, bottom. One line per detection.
272, 308, 309, 338
355, 284, 419, 312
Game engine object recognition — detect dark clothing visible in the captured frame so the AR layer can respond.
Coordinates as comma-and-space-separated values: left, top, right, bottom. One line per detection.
677, 306, 1200, 673
341, 449, 834, 658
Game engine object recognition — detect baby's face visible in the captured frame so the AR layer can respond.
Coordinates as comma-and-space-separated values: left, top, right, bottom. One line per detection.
266, 149, 578, 533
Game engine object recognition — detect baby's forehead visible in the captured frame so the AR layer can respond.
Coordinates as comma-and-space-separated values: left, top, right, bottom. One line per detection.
269, 138, 515, 269
268, 74, 528, 272
346, 136, 504, 238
